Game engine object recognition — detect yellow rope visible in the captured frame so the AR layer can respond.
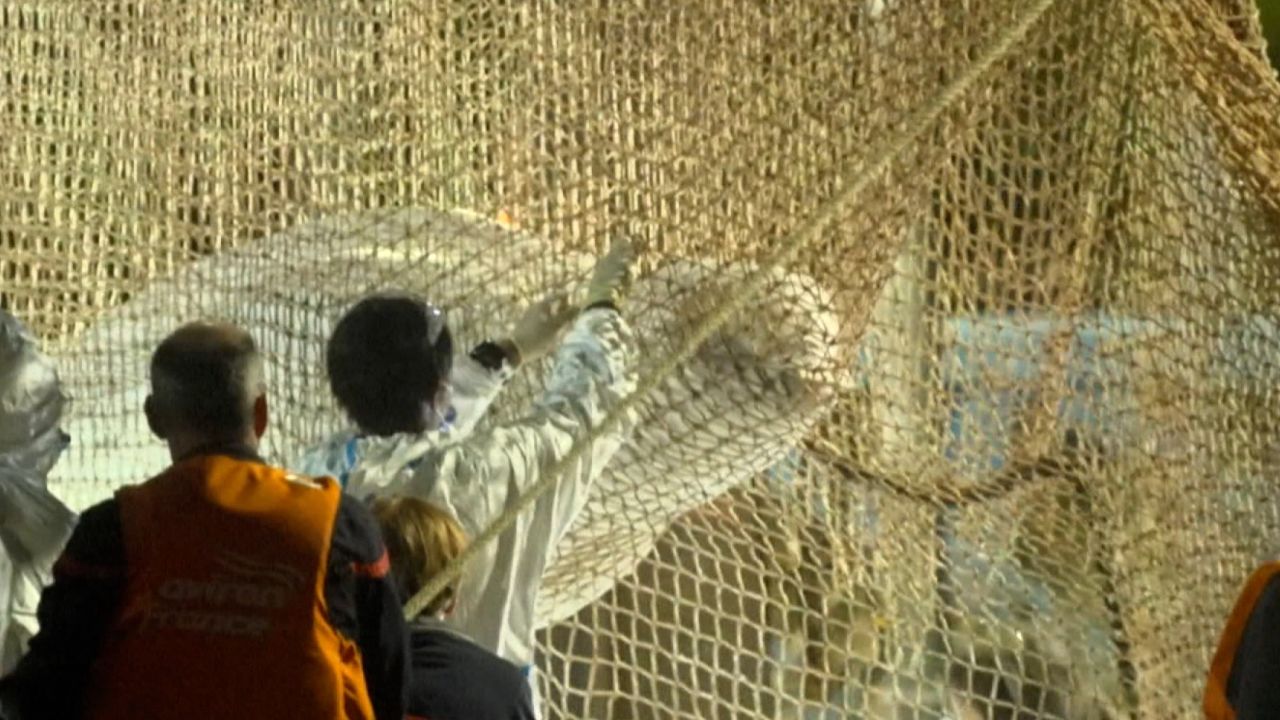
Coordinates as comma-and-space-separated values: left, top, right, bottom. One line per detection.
403, 0, 1062, 620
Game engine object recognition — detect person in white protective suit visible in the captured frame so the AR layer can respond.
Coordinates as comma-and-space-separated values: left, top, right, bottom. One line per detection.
297, 241, 637, 688
0, 311, 76, 673
295, 289, 579, 486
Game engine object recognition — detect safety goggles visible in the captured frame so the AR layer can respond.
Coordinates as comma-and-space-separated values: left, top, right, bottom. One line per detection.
424, 302, 446, 347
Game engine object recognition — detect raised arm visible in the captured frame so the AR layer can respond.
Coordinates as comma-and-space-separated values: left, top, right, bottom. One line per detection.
413, 304, 637, 539
386, 243, 636, 664
406, 241, 636, 536
447, 294, 576, 438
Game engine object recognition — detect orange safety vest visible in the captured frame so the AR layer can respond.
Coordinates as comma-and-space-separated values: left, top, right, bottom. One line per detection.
86, 453, 375, 720
1204, 561, 1280, 720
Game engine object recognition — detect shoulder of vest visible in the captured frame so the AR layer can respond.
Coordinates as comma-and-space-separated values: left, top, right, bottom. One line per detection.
280, 471, 336, 491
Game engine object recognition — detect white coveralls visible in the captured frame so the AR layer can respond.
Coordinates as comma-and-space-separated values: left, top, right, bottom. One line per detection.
295, 349, 516, 486
297, 307, 637, 674
0, 312, 76, 673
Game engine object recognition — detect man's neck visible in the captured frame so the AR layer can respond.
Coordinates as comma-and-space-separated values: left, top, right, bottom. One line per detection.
168, 431, 259, 463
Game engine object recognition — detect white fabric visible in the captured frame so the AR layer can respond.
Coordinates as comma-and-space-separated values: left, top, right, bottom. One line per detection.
0, 311, 76, 673
295, 353, 514, 486
418, 308, 635, 665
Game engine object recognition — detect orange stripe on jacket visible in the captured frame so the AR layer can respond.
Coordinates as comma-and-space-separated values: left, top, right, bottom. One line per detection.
1205, 561, 1280, 720
353, 549, 390, 579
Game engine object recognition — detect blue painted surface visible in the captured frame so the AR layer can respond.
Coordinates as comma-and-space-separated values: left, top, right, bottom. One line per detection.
765, 313, 1280, 483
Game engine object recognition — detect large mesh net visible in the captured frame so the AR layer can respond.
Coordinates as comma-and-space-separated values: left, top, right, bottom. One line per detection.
5, 0, 1280, 717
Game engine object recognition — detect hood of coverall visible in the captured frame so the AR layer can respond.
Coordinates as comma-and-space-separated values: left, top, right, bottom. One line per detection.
0, 311, 68, 478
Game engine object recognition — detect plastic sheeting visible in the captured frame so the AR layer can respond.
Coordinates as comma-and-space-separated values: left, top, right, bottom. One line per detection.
0, 311, 76, 672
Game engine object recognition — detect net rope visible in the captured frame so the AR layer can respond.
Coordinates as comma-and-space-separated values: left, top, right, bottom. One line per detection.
5, 0, 1280, 717
403, 0, 1062, 621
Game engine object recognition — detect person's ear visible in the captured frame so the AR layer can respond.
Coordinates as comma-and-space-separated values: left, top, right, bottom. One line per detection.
253, 394, 268, 439
444, 596, 458, 616
144, 395, 166, 440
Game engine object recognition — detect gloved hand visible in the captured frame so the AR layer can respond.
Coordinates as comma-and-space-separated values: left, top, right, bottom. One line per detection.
585, 239, 635, 310
506, 293, 577, 365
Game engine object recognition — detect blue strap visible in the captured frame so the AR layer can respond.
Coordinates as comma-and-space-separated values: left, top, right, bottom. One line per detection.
338, 437, 358, 489
337, 413, 453, 488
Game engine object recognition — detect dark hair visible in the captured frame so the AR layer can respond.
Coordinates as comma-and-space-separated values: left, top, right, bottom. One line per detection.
150, 322, 264, 438
326, 295, 453, 436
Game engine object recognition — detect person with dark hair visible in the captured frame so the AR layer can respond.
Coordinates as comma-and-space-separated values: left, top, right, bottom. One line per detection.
327, 296, 458, 437
0, 322, 409, 720
303, 241, 637, 712
371, 496, 535, 720
296, 292, 576, 485
0, 310, 76, 673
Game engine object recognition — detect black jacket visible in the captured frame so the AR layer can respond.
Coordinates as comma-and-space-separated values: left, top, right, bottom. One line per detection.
0, 446, 409, 720
406, 618, 536, 720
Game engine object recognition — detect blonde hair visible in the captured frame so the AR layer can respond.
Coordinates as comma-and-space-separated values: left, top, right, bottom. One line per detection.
370, 496, 468, 616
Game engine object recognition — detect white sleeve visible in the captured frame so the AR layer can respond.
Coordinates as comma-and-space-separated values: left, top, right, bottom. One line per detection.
410, 306, 637, 549
403, 307, 636, 663
0, 467, 76, 670
444, 351, 513, 437
0, 469, 76, 557
0, 310, 67, 478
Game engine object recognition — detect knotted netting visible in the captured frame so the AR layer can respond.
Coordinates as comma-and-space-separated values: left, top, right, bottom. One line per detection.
4, 0, 1280, 717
